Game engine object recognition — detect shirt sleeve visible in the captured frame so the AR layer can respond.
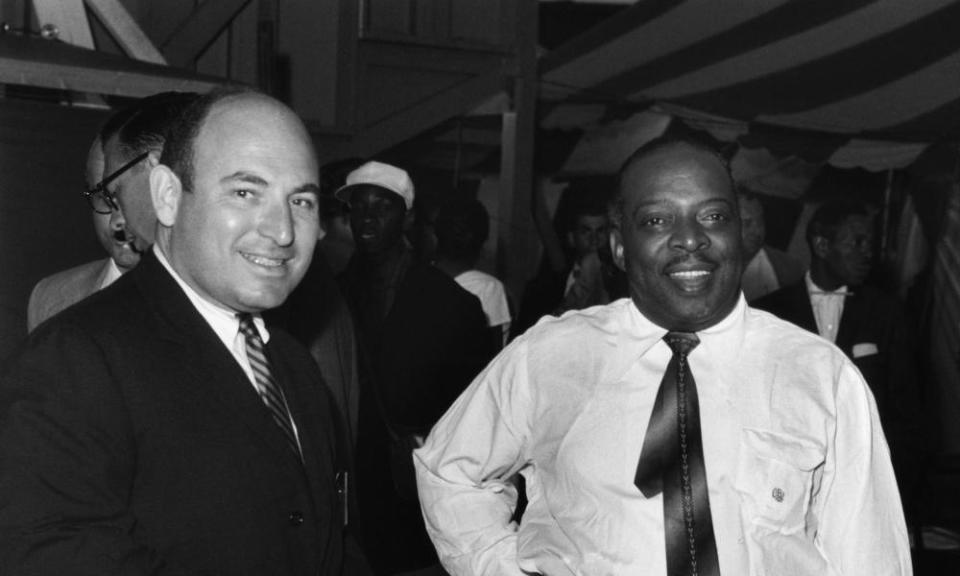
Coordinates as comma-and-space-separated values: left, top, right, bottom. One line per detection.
813, 361, 913, 576
413, 339, 533, 576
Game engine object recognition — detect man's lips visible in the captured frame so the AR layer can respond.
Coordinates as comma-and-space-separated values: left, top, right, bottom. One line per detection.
664, 259, 716, 292
240, 251, 291, 268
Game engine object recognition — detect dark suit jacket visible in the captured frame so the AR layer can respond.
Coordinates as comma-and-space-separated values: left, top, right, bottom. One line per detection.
0, 251, 348, 576
338, 255, 493, 574
270, 251, 361, 450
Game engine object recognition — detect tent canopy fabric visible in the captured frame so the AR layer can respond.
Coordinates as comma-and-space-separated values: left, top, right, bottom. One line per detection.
539, 0, 960, 172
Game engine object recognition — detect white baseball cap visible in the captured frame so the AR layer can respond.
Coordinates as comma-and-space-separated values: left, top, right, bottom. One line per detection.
334, 161, 415, 210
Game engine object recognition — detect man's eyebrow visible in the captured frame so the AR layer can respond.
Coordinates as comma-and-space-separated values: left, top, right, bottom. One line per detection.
219, 172, 320, 196
293, 183, 321, 196
220, 171, 268, 187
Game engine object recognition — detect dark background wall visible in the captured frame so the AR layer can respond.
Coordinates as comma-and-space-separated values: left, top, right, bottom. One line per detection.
0, 98, 108, 363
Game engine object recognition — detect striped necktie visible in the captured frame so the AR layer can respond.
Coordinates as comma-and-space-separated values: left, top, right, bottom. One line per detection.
635, 332, 720, 576
237, 313, 301, 460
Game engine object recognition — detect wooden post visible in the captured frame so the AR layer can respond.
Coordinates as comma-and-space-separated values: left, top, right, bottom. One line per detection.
497, 0, 538, 305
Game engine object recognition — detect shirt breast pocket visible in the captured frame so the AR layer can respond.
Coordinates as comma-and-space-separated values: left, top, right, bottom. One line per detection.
733, 428, 824, 535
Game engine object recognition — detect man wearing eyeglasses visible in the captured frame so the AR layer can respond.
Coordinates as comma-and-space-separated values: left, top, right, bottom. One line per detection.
25, 92, 196, 332
98, 91, 198, 256
26, 137, 139, 331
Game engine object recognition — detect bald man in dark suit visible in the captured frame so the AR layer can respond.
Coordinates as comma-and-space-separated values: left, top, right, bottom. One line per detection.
0, 89, 366, 575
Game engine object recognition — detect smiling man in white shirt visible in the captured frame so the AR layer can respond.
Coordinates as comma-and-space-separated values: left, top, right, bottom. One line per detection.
414, 135, 911, 576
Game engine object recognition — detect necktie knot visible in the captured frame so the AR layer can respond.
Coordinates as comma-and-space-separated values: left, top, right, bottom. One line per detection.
664, 331, 699, 357
237, 313, 259, 340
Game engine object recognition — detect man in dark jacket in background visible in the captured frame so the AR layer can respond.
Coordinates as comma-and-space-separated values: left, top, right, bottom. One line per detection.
337, 161, 493, 575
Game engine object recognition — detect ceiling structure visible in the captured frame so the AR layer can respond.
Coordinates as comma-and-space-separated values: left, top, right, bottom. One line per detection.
538, 0, 960, 177
0, 0, 234, 101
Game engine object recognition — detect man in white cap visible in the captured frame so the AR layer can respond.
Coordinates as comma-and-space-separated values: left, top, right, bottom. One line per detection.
336, 161, 494, 575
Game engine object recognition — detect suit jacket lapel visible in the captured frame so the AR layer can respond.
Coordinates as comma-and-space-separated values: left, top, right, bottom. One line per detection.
268, 334, 341, 545
133, 251, 309, 483
791, 283, 819, 333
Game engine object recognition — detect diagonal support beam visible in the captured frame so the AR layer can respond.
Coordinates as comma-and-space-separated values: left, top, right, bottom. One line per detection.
84, 0, 166, 64
161, 0, 252, 67
32, 0, 95, 48
348, 68, 507, 159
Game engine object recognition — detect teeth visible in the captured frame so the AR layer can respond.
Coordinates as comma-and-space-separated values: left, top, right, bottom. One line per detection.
671, 270, 709, 278
242, 253, 286, 267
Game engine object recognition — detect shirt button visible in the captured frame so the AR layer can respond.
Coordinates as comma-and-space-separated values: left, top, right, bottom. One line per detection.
288, 511, 304, 526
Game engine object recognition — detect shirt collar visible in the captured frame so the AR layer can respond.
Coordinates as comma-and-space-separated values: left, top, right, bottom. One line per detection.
619, 293, 747, 371
805, 270, 849, 296
152, 245, 270, 348
101, 258, 123, 289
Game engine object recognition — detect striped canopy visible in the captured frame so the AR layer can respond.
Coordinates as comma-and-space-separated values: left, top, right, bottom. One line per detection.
539, 0, 960, 172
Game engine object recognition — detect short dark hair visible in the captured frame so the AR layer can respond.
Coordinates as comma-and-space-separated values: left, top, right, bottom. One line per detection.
101, 91, 198, 161
159, 86, 256, 192
805, 198, 872, 253
434, 197, 490, 265
610, 134, 734, 228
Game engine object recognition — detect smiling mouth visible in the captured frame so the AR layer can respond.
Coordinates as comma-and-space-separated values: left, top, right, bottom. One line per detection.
667, 268, 713, 292
241, 252, 289, 268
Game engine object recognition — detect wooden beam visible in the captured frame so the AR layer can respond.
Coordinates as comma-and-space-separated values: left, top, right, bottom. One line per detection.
0, 35, 228, 99
497, 0, 539, 299
32, 0, 94, 48
84, 0, 166, 64
0, 56, 225, 98
162, 0, 252, 67
348, 67, 505, 159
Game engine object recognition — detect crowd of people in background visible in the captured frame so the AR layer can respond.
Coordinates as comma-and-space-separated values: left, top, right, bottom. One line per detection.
0, 89, 921, 576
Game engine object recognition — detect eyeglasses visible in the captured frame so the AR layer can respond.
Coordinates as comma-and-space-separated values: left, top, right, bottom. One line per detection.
83, 151, 149, 214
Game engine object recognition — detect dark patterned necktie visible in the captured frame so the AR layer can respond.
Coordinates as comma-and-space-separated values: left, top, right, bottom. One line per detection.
635, 332, 720, 576
238, 313, 301, 460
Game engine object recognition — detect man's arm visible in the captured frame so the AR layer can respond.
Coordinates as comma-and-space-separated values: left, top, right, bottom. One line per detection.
0, 321, 193, 576
813, 362, 913, 576
413, 342, 532, 576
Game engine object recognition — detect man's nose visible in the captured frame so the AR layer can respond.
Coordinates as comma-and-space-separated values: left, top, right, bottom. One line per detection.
109, 209, 126, 230
671, 219, 709, 252
259, 201, 294, 246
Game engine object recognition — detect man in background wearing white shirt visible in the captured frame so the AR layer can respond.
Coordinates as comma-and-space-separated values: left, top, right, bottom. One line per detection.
414, 135, 911, 576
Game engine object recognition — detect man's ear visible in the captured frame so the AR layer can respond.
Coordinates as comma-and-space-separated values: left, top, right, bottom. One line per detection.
610, 227, 626, 272
151, 164, 183, 227
812, 235, 830, 259
402, 207, 415, 232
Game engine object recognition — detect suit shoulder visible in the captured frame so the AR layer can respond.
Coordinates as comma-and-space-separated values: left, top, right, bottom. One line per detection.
34, 259, 108, 294
752, 281, 805, 311
28, 259, 111, 331
404, 264, 485, 312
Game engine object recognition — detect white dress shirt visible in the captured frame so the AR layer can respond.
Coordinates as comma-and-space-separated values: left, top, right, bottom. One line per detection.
455, 270, 511, 329
414, 296, 910, 576
806, 271, 849, 343
456, 269, 511, 346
